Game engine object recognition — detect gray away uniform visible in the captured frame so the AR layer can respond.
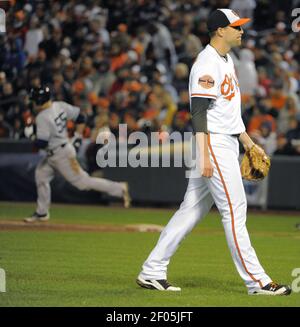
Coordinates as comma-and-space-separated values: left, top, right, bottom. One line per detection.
35, 101, 124, 215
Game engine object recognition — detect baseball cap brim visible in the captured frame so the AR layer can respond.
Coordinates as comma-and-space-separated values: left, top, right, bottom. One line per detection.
229, 18, 251, 27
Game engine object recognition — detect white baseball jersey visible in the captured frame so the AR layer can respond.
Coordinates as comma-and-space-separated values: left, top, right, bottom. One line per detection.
189, 44, 245, 135
36, 101, 80, 150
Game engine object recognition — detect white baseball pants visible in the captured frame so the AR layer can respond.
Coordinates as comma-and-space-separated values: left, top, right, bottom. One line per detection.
139, 133, 272, 291
35, 143, 124, 215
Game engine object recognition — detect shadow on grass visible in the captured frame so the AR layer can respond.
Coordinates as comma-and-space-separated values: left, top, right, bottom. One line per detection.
176, 275, 245, 295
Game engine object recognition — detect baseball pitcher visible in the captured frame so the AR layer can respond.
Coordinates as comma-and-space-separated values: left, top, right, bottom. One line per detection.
136, 9, 291, 296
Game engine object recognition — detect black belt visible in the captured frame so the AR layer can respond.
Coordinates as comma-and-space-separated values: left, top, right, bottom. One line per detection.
232, 134, 240, 138
47, 143, 67, 156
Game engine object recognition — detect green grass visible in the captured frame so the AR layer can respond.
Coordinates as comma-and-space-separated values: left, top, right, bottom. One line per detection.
0, 201, 299, 307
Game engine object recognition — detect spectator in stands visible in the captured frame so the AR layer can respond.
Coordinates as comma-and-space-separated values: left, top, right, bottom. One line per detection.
250, 121, 277, 156
0, 112, 11, 138
277, 96, 298, 134
151, 83, 177, 128
0, 71, 7, 94
286, 117, 300, 143
269, 86, 287, 117
91, 59, 115, 96
172, 63, 189, 94
24, 16, 43, 59
273, 134, 295, 155
1, 82, 17, 118
247, 101, 277, 135
5, 35, 26, 74
0, 0, 299, 157
146, 22, 178, 72
171, 111, 192, 135
176, 90, 190, 113
10, 118, 24, 139
257, 67, 272, 97
52, 73, 72, 103
237, 48, 258, 98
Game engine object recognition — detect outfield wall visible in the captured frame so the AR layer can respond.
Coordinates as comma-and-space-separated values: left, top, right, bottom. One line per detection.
0, 136, 300, 210
102, 155, 300, 210
0, 141, 299, 209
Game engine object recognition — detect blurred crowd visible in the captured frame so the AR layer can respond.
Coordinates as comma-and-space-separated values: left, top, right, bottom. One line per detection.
0, 0, 300, 167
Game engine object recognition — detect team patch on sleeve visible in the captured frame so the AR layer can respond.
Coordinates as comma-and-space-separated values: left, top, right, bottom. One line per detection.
198, 75, 215, 89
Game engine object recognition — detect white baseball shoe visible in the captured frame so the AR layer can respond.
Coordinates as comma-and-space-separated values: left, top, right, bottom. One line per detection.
248, 282, 292, 295
121, 182, 131, 208
136, 276, 181, 291
24, 212, 50, 223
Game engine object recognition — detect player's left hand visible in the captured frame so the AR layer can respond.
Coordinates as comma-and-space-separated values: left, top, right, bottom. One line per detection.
71, 132, 82, 153
24, 124, 36, 140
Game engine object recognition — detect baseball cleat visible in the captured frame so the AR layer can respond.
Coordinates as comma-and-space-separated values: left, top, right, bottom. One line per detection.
295, 223, 300, 230
248, 282, 292, 295
24, 212, 50, 223
136, 276, 181, 291
122, 182, 131, 208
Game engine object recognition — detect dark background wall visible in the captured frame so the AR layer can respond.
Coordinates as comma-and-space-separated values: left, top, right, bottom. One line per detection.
267, 156, 300, 210
0, 149, 299, 209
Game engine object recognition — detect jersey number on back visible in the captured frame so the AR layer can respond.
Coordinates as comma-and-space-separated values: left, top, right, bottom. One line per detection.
54, 112, 67, 133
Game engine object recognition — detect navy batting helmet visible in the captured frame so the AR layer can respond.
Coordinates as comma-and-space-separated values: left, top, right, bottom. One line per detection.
30, 86, 51, 105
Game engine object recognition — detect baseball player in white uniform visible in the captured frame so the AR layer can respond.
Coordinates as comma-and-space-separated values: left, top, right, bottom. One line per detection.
137, 9, 291, 295
24, 86, 131, 223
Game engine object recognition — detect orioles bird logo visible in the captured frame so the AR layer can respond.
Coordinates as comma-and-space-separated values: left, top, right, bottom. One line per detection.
221, 74, 238, 101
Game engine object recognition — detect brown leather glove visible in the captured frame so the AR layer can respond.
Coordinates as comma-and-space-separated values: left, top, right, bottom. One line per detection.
241, 145, 271, 181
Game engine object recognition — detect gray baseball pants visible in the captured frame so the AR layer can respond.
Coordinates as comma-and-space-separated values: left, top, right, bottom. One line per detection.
35, 143, 123, 214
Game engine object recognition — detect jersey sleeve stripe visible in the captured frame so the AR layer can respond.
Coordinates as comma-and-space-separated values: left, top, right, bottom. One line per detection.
191, 93, 217, 99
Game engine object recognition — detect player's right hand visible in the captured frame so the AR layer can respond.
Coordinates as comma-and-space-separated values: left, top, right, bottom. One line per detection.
201, 157, 214, 178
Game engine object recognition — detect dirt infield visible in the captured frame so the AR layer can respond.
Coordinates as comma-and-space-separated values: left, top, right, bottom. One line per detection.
0, 220, 164, 233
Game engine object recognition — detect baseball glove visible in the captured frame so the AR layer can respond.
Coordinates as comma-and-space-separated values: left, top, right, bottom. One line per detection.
240, 145, 271, 181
